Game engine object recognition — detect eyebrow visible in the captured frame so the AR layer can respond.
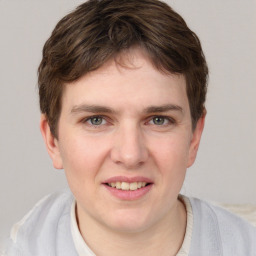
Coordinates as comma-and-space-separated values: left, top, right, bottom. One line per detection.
70, 104, 183, 115
71, 104, 116, 114
144, 104, 183, 114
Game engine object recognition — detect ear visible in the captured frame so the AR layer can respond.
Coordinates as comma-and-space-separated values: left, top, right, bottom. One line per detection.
187, 111, 206, 168
40, 114, 63, 169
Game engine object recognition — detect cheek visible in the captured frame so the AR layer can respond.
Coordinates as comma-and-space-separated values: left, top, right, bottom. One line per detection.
150, 135, 190, 170
59, 135, 109, 188
148, 135, 190, 206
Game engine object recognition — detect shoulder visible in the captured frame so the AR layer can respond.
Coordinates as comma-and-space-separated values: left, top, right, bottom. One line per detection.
6, 190, 75, 256
188, 197, 256, 256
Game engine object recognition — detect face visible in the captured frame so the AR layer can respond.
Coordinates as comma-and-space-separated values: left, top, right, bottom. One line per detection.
41, 49, 204, 234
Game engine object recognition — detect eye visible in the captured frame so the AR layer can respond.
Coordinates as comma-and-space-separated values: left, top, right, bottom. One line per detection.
148, 116, 175, 126
85, 116, 107, 126
152, 116, 166, 125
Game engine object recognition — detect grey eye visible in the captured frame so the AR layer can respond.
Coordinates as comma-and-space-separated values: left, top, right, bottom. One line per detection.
90, 117, 103, 125
152, 116, 165, 125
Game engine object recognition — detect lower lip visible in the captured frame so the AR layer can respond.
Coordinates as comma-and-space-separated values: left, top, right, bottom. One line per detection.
103, 184, 153, 200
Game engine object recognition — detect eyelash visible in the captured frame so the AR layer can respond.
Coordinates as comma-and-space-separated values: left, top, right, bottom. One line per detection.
81, 115, 176, 127
147, 116, 176, 126
82, 115, 108, 127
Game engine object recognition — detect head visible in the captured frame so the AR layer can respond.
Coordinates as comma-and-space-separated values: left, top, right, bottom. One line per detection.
38, 0, 208, 138
39, 0, 208, 238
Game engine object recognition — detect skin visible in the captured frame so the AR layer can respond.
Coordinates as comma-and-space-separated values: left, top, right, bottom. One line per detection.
41, 48, 205, 256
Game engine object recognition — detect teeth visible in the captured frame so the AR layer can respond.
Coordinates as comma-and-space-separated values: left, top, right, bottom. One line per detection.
116, 182, 121, 189
121, 182, 130, 190
129, 182, 138, 191
107, 181, 148, 191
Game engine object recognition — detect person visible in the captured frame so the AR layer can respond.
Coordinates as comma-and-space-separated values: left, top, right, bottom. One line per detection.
4, 0, 256, 255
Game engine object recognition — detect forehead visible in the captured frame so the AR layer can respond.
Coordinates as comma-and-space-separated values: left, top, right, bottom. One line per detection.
61, 49, 189, 113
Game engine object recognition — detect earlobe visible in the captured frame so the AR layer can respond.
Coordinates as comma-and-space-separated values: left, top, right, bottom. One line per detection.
40, 114, 63, 169
187, 111, 206, 168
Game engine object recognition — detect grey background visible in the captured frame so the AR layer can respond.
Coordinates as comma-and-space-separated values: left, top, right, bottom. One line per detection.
0, 0, 255, 243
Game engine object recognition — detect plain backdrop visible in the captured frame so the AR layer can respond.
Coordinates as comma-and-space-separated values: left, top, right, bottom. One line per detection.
0, 0, 255, 243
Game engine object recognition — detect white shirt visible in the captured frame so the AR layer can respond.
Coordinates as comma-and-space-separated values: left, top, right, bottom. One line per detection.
5, 191, 255, 255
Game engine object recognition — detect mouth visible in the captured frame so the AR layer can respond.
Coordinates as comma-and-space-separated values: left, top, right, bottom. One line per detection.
102, 177, 153, 200
105, 181, 150, 191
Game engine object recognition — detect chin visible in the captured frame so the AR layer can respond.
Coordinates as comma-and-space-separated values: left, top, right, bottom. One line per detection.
104, 209, 153, 234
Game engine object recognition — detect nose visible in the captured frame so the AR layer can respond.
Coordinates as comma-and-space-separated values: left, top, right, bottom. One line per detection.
110, 124, 148, 169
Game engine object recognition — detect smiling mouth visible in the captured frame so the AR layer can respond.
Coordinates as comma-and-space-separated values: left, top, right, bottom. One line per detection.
106, 181, 150, 191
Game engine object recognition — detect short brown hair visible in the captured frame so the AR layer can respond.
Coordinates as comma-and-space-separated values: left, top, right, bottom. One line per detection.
38, 0, 208, 137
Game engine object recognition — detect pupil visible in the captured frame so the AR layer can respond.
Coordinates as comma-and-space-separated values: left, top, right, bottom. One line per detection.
153, 117, 164, 125
91, 117, 102, 125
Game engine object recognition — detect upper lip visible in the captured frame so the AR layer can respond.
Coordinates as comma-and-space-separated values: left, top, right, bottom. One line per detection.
103, 176, 153, 184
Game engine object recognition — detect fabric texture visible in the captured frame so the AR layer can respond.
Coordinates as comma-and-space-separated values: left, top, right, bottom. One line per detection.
215, 203, 256, 227
3, 190, 256, 256
176, 196, 194, 256
188, 198, 256, 256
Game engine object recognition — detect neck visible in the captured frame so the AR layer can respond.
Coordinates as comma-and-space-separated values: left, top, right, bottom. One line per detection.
76, 199, 187, 256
